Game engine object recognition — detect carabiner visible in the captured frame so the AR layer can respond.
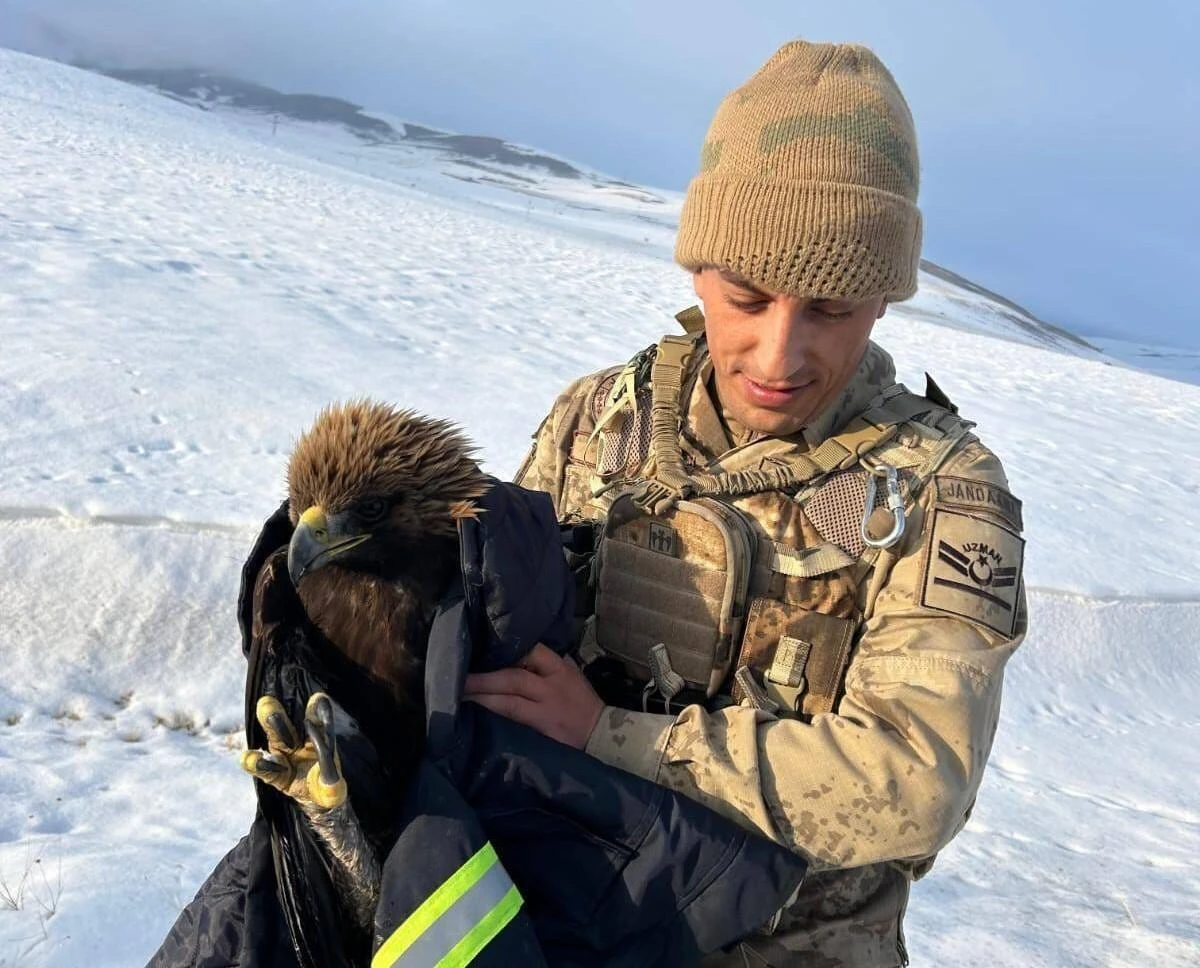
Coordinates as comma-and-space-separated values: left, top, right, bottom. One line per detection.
861, 463, 906, 549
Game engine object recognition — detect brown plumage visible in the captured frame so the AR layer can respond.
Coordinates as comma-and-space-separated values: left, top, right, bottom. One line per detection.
287, 400, 486, 532
285, 399, 490, 703
245, 399, 490, 946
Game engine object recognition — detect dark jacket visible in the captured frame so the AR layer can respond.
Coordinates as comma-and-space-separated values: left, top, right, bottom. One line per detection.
147, 481, 807, 968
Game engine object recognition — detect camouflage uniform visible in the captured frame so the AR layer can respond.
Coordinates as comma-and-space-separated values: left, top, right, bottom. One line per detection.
516, 334, 1027, 967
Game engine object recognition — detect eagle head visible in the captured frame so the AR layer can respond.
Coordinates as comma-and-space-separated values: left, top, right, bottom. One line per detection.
285, 400, 489, 588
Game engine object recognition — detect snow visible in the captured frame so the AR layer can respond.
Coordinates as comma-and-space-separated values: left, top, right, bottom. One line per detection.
0, 49, 1196, 967
1086, 336, 1200, 387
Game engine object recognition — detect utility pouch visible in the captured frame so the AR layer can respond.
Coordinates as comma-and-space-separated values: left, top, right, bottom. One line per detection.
594, 493, 757, 699
733, 599, 858, 719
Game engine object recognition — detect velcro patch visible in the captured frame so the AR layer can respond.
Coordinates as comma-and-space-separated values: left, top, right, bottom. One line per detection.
768, 636, 811, 688
933, 475, 1023, 531
647, 521, 678, 557
920, 508, 1025, 638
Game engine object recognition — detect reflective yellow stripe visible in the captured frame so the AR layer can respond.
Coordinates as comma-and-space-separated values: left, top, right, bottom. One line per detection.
372, 843, 522, 968
434, 884, 524, 968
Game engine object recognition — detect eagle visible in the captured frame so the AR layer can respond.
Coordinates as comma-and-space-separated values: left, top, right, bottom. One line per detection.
239, 400, 490, 955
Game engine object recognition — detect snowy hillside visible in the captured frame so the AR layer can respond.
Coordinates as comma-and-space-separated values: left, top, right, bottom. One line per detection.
104, 63, 1200, 388
94, 65, 1115, 365
0, 49, 1197, 967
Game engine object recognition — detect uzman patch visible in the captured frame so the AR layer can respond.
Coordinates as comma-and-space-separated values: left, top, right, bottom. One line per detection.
920, 508, 1025, 637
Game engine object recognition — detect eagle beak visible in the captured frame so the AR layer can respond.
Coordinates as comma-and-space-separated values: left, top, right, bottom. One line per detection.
288, 506, 371, 586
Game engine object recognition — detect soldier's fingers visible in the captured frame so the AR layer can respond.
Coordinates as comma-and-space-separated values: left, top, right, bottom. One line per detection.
256, 695, 300, 752
464, 693, 543, 729
518, 643, 565, 677
463, 668, 547, 702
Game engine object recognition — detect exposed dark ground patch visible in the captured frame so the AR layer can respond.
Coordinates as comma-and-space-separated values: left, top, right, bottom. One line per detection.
96, 66, 587, 180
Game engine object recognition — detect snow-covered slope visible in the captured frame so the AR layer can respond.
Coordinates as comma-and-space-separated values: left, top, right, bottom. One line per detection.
90, 65, 1112, 365
0, 49, 1197, 967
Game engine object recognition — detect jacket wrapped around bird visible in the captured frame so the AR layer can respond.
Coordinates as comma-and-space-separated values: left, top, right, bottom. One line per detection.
144, 479, 808, 968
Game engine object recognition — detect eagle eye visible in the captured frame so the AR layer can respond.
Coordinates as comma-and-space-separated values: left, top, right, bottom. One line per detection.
357, 497, 390, 523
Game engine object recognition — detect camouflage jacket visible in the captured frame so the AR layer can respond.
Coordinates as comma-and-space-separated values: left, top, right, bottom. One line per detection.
516, 330, 1027, 968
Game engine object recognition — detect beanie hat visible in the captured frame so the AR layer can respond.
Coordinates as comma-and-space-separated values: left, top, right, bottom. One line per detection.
675, 40, 922, 301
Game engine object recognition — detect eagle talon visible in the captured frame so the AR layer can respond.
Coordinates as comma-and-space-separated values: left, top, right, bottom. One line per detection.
308, 692, 335, 732
304, 692, 348, 810
241, 693, 346, 810
266, 710, 299, 749
240, 749, 278, 779
305, 693, 343, 789
256, 695, 300, 750
243, 751, 286, 776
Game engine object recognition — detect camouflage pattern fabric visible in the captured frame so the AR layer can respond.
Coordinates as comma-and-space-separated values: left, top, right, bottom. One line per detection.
516, 337, 1027, 967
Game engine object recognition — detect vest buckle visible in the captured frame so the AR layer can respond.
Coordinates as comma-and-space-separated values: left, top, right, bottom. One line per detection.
643, 643, 686, 713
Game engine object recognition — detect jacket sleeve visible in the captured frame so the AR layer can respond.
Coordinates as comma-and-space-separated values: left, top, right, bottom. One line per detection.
584, 440, 1028, 872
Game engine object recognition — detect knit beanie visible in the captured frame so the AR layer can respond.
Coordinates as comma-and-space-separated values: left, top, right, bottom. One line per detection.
675, 40, 922, 301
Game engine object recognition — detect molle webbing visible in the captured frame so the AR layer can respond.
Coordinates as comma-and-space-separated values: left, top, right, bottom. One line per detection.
596, 495, 756, 698
587, 331, 976, 727
769, 541, 856, 578
637, 334, 903, 514
585, 345, 657, 484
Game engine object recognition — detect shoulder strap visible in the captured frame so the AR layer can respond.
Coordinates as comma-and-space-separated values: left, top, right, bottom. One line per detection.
675, 304, 707, 335
601, 330, 972, 516
646, 333, 702, 497
581, 343, 657, 480
867, 386, 976, 495
635, 336, 904, 514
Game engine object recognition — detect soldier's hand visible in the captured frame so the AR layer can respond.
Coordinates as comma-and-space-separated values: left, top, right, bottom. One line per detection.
464, 643, 604, 750
240, 693, 348, 811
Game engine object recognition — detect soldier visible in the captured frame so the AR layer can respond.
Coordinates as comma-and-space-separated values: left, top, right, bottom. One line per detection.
466, 39, 1027, 967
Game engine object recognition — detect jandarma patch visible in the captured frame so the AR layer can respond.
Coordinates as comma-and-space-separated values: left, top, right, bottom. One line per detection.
933, 476, 1023, 531
920, 508, 1025, 637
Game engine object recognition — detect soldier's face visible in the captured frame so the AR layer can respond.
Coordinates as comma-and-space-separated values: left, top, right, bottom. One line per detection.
694, 268, 887, 437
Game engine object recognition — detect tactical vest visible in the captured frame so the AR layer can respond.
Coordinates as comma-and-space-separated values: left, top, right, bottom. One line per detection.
570, 313, 975, 722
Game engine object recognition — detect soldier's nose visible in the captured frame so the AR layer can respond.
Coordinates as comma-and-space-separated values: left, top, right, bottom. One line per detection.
754, 306, 810, 382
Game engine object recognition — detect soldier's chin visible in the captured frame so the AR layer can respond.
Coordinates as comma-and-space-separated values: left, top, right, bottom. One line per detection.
731, 401, 814, 437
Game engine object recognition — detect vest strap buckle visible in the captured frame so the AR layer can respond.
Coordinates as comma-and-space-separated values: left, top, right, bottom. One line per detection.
734, 667, 781, 715
631, 479, 684, 516
643, 643, 686, 713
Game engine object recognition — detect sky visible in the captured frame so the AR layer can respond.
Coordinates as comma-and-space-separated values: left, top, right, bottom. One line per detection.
2, 0, 1197, 349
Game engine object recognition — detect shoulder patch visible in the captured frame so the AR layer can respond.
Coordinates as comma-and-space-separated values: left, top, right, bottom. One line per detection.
933, 475, 1023, 531
591, 372, 620, 420
919, 508, 1025, 638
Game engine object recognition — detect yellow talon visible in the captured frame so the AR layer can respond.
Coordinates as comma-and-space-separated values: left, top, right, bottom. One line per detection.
256, 695, 300, 750
242, 691, 348, 811
307, 764, 348, 809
